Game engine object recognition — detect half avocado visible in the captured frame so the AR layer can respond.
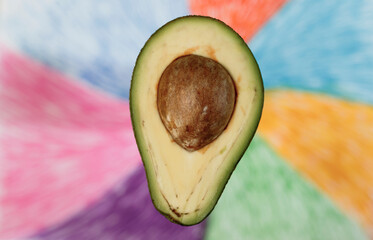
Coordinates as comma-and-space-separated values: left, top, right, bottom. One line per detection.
130, 16, 264, 225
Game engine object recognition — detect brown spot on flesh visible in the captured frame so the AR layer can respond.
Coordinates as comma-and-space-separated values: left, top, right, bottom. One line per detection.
200, 189, 209, 202
183, 46, 200, 55
198, 176, 203, 183
237, 75, 242, 83
172, 208, 182, 217
206, 46, 217, 60
157, 54, 236, 152
240, 106, 246, 115
234, 81, 240, 95
198, 145, 210, 154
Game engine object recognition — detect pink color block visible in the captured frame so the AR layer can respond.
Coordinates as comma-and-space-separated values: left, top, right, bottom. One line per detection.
0, 46, 141, 239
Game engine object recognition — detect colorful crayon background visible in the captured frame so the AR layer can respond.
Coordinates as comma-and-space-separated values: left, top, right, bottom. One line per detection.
1, 0, 372, 239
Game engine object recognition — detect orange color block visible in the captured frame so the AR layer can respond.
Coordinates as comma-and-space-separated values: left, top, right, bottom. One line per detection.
189, 0, 288, 41
258, 90, 373, 237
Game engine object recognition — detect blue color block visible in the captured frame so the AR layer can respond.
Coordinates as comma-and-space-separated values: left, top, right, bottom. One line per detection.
0, 0, 189, 99
250, 0, 373, 104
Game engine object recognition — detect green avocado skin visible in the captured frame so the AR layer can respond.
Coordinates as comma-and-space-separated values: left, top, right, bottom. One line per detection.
130, 15, 264, 226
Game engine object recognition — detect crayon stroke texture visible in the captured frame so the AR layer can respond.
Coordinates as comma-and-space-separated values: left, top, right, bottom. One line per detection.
1, 0, 373, 239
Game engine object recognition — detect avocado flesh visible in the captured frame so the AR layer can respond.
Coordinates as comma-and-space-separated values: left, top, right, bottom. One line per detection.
130, 16, 264, 225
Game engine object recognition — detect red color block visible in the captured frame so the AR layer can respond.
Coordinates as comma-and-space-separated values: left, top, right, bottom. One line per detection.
189, 0, 288, 41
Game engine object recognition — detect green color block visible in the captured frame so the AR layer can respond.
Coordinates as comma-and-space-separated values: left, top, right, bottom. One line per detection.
205, 136, 368, 240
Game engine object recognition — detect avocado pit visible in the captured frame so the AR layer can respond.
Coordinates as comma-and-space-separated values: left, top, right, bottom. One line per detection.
157, 54, 236, 151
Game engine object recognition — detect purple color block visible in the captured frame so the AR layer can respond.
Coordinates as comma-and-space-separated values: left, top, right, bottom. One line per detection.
32, 166, 206, 240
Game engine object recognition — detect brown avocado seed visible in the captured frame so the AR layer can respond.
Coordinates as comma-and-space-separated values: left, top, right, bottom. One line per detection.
157, 54, 236, 152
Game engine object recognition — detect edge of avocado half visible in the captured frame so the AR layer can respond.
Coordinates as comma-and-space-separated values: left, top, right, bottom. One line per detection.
130, 15, 264, 225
